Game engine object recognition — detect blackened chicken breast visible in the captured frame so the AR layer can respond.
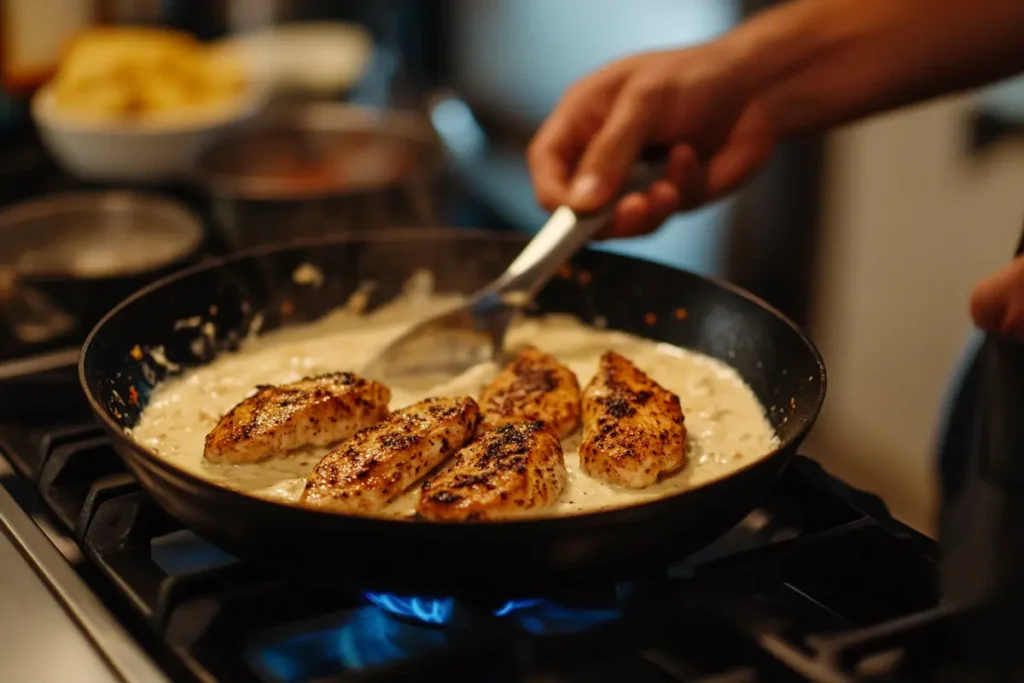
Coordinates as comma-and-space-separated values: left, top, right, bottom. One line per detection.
417, 421, 566, 521
302, 396, 479, 514
204, 372, 390, 463
579, 351, 686, 488
479, 346, 580, 438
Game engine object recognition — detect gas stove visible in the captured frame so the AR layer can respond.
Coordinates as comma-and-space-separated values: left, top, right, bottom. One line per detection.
0, 133, 983, 683
0, 354, 976, 683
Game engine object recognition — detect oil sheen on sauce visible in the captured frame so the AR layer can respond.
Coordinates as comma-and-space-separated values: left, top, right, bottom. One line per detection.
130, 279, 780, 519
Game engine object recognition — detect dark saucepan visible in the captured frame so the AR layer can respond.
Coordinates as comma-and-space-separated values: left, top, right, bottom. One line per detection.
193, 103, 444, 251
80, 230, 826, 597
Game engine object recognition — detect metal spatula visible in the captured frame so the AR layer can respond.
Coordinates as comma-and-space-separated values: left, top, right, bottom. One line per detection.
363, 154, 667, 388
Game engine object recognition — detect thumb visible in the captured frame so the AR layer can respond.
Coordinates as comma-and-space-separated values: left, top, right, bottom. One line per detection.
567, 84, 657, 212
970, 257, 1024, 339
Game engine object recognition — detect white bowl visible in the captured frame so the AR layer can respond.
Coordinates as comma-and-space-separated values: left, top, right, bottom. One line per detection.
31, 85, 267, 183
214, 22, 373, 97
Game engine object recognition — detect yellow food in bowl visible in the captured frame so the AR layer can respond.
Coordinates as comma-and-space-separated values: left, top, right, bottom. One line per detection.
50, 27, 248, 125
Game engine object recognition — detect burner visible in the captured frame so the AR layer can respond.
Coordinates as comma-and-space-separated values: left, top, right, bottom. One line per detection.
247, 606, 458, 681
363, 592, 620, 635
247, 594, 623, 680
505, 599, 620, 635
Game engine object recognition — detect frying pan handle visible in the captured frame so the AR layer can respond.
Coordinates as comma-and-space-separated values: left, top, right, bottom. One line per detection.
492, 148, 670, 299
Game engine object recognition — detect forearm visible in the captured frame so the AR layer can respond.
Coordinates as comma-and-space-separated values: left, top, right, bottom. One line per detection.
720, 0, 1024, 136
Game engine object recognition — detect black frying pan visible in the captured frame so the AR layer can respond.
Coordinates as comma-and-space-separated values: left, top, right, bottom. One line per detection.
79, 230, 826, 597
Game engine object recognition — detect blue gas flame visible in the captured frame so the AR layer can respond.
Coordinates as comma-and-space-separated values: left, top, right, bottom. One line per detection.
364, 592, 618, 635
246, 605, 451, 681
246, 594, 622, 681
363, 593, 456, 625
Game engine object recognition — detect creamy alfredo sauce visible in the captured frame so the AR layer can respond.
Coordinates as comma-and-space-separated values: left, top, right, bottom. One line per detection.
131, 272, 780, 519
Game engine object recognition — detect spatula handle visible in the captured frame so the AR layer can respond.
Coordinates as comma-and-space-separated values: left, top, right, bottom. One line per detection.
493, 148, 670, 299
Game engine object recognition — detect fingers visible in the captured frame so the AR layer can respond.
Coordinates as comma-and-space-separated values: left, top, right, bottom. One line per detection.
528, 117, 577, 210
530, 75, 774, 240
589, 183, 674, 240
601, 192, 650, 240
531, 92, 701, 241
970, 257, 1024, 341
583, 107, 772, 241
668, 144, 707, 211
528, 66, 631, 211
594, 181, 676, 240
567, 82, 658, 212
593, 144, 704, 240
703, 103, 776, 204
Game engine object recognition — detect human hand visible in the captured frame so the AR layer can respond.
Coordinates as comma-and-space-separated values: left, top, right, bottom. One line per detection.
971, 256, 1024, 341
527, 43, 777, 239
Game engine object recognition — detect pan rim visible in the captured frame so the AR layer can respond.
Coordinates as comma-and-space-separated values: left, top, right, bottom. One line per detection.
79, 228, 827, 530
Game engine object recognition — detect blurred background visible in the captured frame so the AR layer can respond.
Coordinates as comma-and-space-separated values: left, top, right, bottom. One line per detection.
2, 0, 1024, 536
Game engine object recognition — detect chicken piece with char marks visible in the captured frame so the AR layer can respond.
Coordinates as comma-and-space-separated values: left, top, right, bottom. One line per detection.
203, 372, 390, 463
479, 346, 581, 439
579, 351, 686, 488
302, 396, 480, 514
417, 421, 567, 521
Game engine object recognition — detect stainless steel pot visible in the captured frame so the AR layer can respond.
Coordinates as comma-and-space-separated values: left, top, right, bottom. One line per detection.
193, 102, 444, 251
0, 191, 205, 347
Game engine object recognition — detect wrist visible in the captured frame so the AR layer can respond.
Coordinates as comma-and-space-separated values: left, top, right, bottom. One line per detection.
713, 0, 866, 128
